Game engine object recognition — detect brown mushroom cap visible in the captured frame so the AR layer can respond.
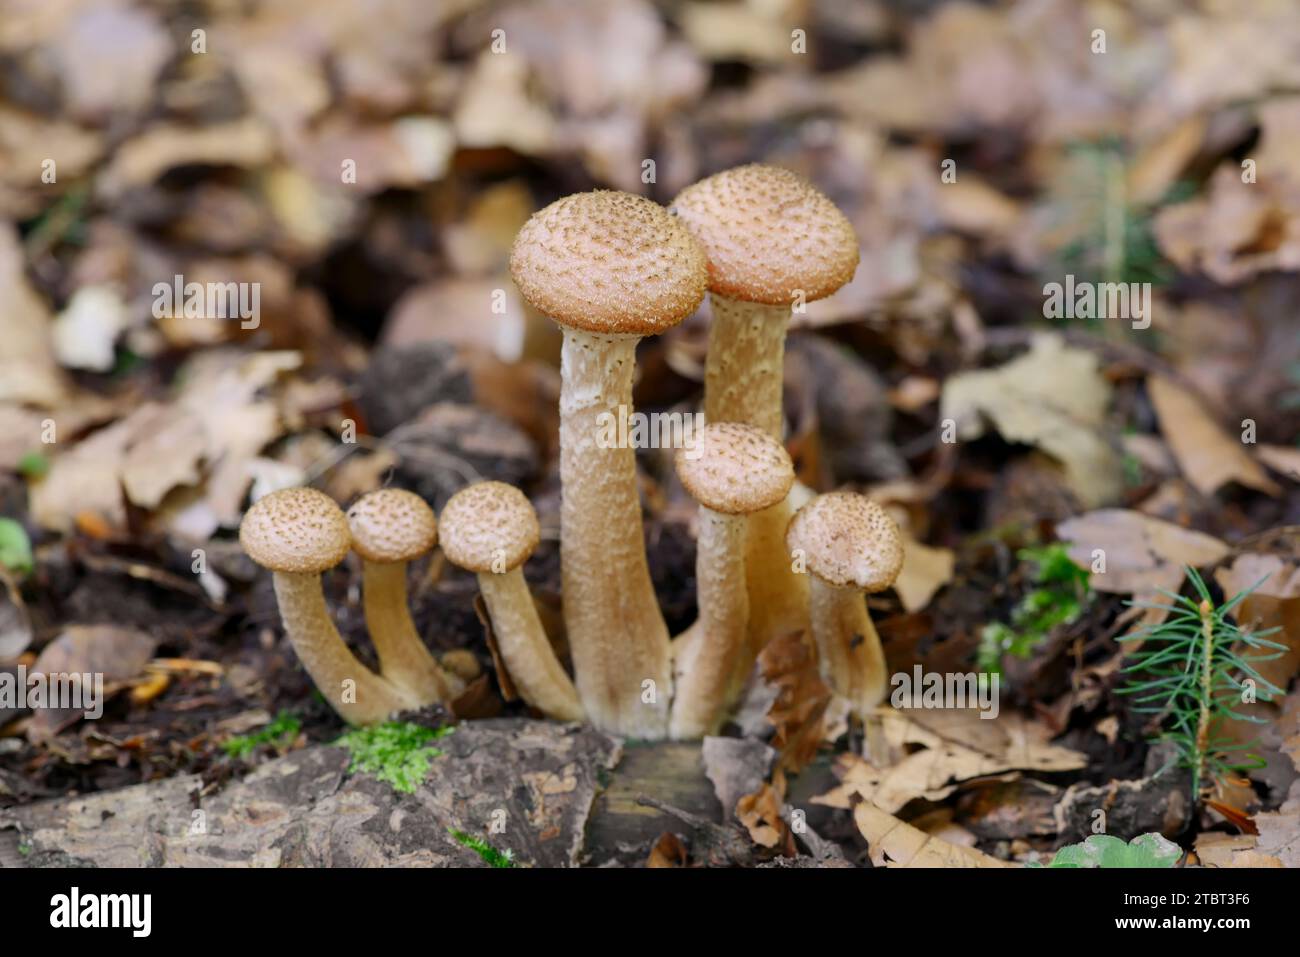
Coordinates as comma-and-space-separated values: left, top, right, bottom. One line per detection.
509, 190, 708, 337
671, 164, 859, 306
346, 488, 438, 564
785, 492, 903, 591
439, 481, 541, 574
675, 422, 794, 515
240, 487, 352, 574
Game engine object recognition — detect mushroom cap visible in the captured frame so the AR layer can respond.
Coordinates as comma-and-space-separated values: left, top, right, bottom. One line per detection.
675, 422, 794, 515
346, 488, 437, 564
240, 487, 351, 574
438, 481, 540, 574
671, 164, 859, 306
785, 491, 903, 591
509, 190, 708, 337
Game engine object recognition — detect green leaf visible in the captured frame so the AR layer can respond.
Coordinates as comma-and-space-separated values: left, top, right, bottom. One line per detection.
1044, 833, 1181, 869
0, 518, 33, 575
16, 452, 49, 479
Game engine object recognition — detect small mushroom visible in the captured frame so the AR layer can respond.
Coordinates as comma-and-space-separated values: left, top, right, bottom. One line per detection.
346, 488, 461, 704
510, 190, 708, 738
670, 423, 794, 739
439, 482, 583, 722
785, 492, 903, 719
240, 487, 418, 724
672, 165, 859, 675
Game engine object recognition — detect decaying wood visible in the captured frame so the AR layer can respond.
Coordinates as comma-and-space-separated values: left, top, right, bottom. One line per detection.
0, 719, 623, 868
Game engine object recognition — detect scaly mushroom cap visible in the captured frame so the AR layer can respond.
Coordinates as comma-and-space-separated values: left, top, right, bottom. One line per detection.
785, 491, 903, 591
439, 481, 541, 574
671, 164, 859, 306
346, 488, 438, 564
675, 422, 794, 515
240, 487, 351, 574
509, 190, 708, 337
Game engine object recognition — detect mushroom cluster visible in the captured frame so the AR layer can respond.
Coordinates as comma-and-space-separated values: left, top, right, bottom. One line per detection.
239, 167, 903, 743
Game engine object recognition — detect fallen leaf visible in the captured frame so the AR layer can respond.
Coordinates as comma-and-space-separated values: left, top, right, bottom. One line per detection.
893, 535, 955, 613
1148, 375, 1280, 497
940, 333, 1121, 507
27, 625, 157, 741
853, 801, 1013, 868
1254, 780, 1300, 867
1194, 832, 1283, 868
701, 736, 775, 823
1057, 508, 1229, 599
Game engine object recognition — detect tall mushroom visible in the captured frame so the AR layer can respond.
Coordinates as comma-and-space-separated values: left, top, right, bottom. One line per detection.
785, 492, 903, 719
439, 481, 583, 722
510, 190, 707, 738
670, 423, 794, 739
346, 488, 461, 704
240, 487, 419, 724
672, 164, 859, 678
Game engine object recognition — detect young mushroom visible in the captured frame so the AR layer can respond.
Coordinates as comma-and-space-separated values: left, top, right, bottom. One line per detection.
439, 481, 583, 722
670, 423, 794, 739
672, 165, 859, 677
240, 487, 419, 724
346, 488, 461, 704
785, 492, 903, 720
510, 190, 708, 738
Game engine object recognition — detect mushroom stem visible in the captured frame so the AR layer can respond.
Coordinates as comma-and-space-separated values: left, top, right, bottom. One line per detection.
670, 507, 747, 739
361, 560, 461, 701
559, 328, 672, 737
704, 295, 789, 438
272, 570, 419, 725
807, 576, 888, 718
705, 294, 807, 685
478, 567, 584, 721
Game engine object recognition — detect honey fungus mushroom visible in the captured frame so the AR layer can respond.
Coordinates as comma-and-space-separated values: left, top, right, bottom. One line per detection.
346, 488, 460, 704
510, 190, 708, 738
672, 165, 859, 681
785, 492, 904, 720
439, 482, 583, 722
670, 423, 794, 739
240, 487, 419, 724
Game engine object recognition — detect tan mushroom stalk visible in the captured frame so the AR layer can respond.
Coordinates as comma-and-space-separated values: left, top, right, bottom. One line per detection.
346, 489, 461, 704
510, 191, 707, 738
672, 164, 860, 680
670, 423, 794, 739
785, 492, 904, 719
440, 482, 583, 722
240, 487, 419, 725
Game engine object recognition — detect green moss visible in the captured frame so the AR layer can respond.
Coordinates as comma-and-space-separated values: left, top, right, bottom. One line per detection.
222, 711, 302, 759
337, 722, 453, 794
977, 544, 1090, 673
17, 842, 32, 857
449, 828, 515, 868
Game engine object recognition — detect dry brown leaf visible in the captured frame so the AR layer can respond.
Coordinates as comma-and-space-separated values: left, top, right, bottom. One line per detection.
736, 783, 786, 849
98, 119, 276, 198
0, 225, 66, 406
753, 630, 832, 774
27, 625, 157, 741
853, 801, 1012, 868
1057, 508, 1229, 600
1256, 444, 1300, 482
1194, 832, 1282, 868
816, 710, 1086, 813
893, 534, 955, 613
1254, 780, 1300, 867
1148, 375, 1280, 497
940, 334, 1121, 507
